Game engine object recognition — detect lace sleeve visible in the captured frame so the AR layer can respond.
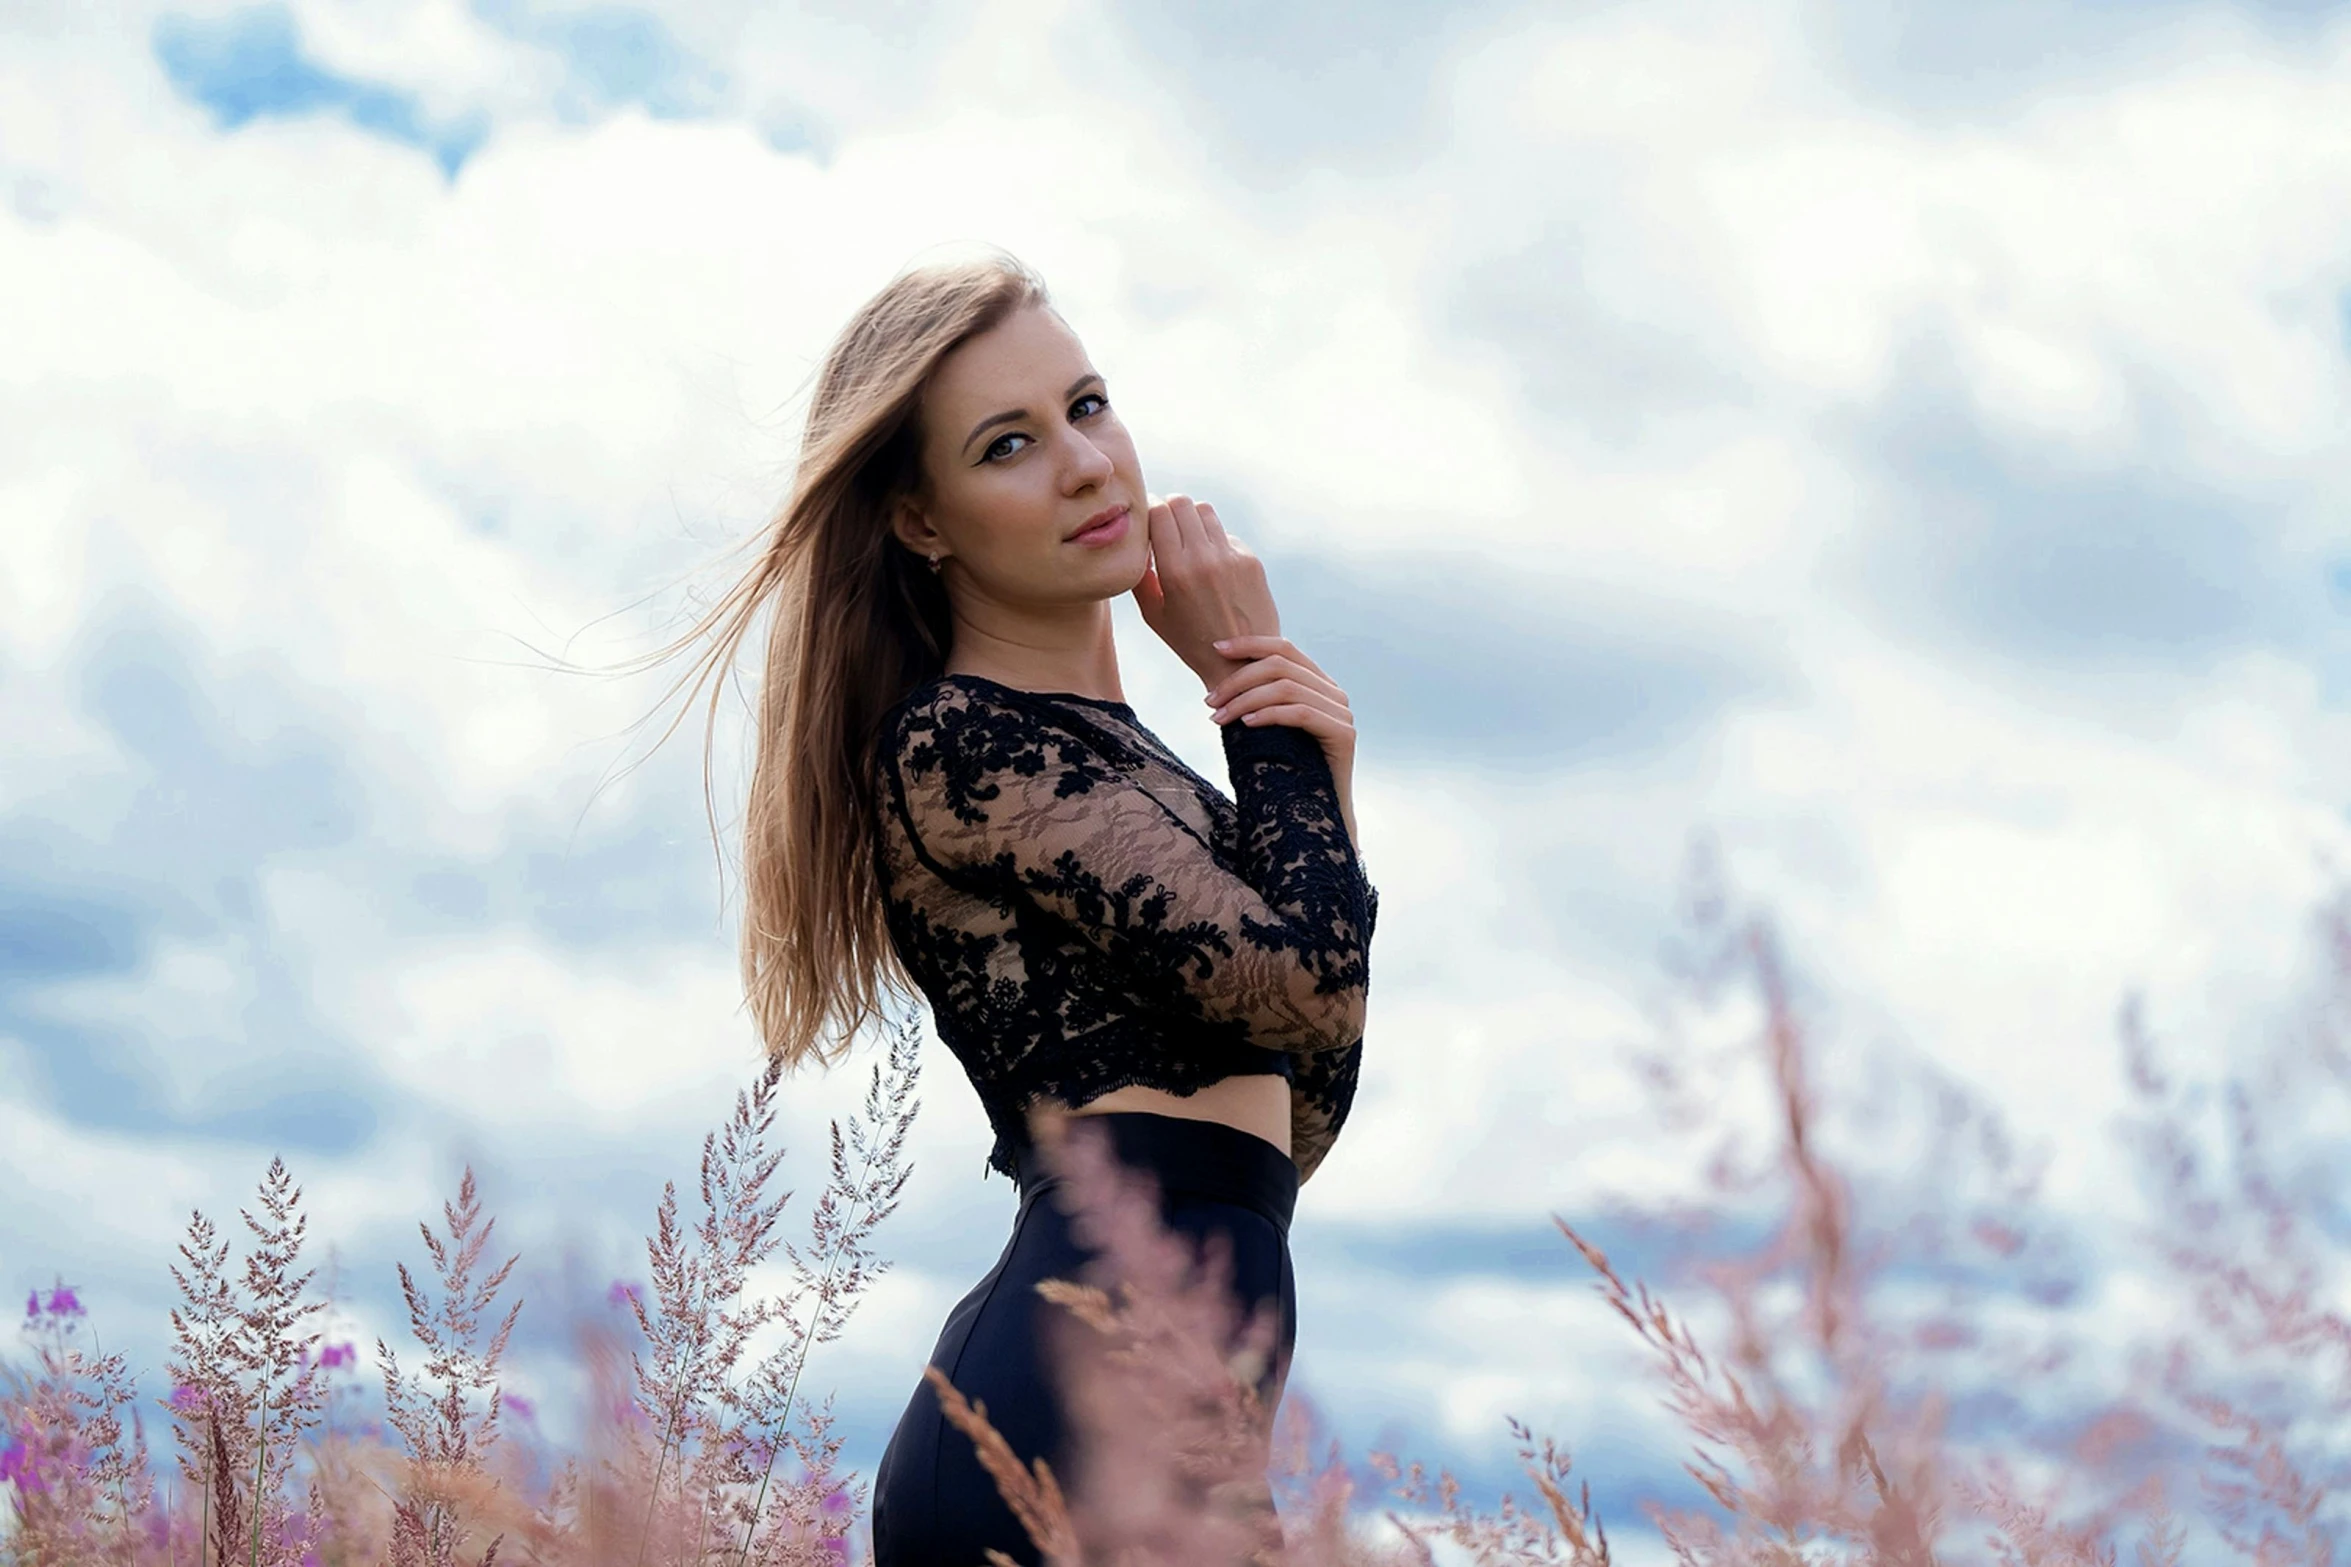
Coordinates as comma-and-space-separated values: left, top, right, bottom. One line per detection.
1288, 880, 1375, 1184
885, 682, 1373, 1060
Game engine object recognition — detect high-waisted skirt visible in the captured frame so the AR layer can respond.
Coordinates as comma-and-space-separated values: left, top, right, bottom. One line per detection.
869, 1111, 1299, 1567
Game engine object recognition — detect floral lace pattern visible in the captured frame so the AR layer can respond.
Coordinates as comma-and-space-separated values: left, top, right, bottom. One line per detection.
872, 674, 1377, 1184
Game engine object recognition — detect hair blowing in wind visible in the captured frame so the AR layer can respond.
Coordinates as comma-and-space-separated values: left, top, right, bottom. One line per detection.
619, 252, 1053, 1072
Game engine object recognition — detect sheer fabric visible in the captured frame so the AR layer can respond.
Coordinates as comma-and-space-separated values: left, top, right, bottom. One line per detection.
871, 672, 1378, 1183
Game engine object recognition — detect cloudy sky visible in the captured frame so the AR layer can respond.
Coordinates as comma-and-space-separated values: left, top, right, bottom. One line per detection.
8, 0, 2351, 1552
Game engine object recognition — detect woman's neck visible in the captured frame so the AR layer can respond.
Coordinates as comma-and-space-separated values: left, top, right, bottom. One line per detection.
943, 625, 1126, 705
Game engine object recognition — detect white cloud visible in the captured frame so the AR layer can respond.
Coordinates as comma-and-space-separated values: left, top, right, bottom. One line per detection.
285, 0, 554, 120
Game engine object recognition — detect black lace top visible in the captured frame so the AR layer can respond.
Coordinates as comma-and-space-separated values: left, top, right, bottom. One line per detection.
870, 672, 1378, 1186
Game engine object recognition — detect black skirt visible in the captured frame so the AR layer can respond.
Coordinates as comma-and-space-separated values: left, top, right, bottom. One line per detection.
869, 1111, 1300, 1566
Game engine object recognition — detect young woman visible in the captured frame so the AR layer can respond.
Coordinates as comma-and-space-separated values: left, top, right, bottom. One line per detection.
665, 251, 1377, 1563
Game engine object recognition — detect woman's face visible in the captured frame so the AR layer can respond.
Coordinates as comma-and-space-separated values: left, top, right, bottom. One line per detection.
895, 303, 1149, 604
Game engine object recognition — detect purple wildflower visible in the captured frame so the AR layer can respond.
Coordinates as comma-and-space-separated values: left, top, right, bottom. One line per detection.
168, 1383, 208, 1414
504, 1393, 535, 1422
318, 1341, 355, 1370
0, 1433, 43, 1495
19, 1290, 33, 1319
42, 1285, 81, 1318
605, 1279, 641, 1309
820, 1485, 851, 1518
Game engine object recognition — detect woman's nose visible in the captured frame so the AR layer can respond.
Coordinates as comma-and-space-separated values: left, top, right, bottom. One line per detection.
1062, 431, 1114, 489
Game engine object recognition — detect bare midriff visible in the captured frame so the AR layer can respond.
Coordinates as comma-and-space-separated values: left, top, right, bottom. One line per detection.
1027, 1073, 1292, 1162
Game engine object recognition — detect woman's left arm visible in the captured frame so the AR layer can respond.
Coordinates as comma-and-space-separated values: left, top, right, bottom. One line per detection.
1204, 635, 1375, 1184
1202, 634, 1360, 853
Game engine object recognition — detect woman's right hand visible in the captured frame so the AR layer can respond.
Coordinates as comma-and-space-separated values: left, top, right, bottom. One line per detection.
1128, 494, 1282, 688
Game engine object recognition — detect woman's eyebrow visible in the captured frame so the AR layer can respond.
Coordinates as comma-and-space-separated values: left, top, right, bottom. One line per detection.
960, 373, 1105, 455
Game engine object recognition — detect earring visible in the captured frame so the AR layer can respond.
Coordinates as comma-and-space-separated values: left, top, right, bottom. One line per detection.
926, 552, 942, 574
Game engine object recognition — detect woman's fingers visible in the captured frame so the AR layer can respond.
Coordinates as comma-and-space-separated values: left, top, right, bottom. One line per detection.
1130, 559, 1164, 618
1164, 493, 1211, 556
1203, 637, 1342, 702
1221, 698, 1355, 748
1145, 497, 1181, 564
1243, 702, 1345, 733
1139, 496, 1287, 677
1204, 657, 1344, 711
1210, 677, 1351, 729
1200, 636, 1359, 811
1214, 633, 1327, 680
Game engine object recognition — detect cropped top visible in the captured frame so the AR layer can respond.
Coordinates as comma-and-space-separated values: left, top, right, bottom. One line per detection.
870, 672, 1378, 1185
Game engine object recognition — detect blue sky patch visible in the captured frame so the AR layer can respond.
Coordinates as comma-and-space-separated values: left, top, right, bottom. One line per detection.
0, 892, 142, 984
153, 5, 488, 177
473, 0, 726, 122
1823, 0, 2351, 121
1259, 535, 1775, 769
1838, 348, 2297, 671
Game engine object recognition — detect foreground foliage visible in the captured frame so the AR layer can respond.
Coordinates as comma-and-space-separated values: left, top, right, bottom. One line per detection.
8, 875, 2350, 1563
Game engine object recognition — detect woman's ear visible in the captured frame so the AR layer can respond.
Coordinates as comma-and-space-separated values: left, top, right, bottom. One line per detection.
889, 494, 941, 561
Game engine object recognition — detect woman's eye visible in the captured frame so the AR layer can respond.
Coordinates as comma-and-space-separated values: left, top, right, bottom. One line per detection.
1071, 392, 1109, 420
983, 432, 1032, 463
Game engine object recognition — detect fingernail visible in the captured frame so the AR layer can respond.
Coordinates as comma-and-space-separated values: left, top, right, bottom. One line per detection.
1212, 638, 1231, 650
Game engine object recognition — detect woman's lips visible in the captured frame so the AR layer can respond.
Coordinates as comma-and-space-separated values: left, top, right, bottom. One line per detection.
1069, 506, 1130, 545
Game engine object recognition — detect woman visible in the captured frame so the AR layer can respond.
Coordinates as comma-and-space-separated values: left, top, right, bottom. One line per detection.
664, 250, 1377, 1563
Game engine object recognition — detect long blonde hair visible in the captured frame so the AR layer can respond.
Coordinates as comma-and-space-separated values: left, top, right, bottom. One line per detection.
642, 250, 1052, 1070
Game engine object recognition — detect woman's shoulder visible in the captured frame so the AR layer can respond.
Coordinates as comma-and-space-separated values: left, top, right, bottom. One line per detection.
877, 673, 1127, 780
882, 673, 1145, 753
880, 672, 1034, 748
878, 676, 1161, 842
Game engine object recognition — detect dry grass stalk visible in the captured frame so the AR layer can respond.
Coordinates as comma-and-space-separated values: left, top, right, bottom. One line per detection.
720, 1014, 920, 1567
918, 1365, 1080, 1567
1558, 905, 1954, 1564
1368, 1416, 1613, 1567
601, 1012, 918, 1567
1028, 1113, 1288, 1565
377, 1164, 524, 1567
152, 1156, 330, 1567
2116, 942, 2351, 1567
